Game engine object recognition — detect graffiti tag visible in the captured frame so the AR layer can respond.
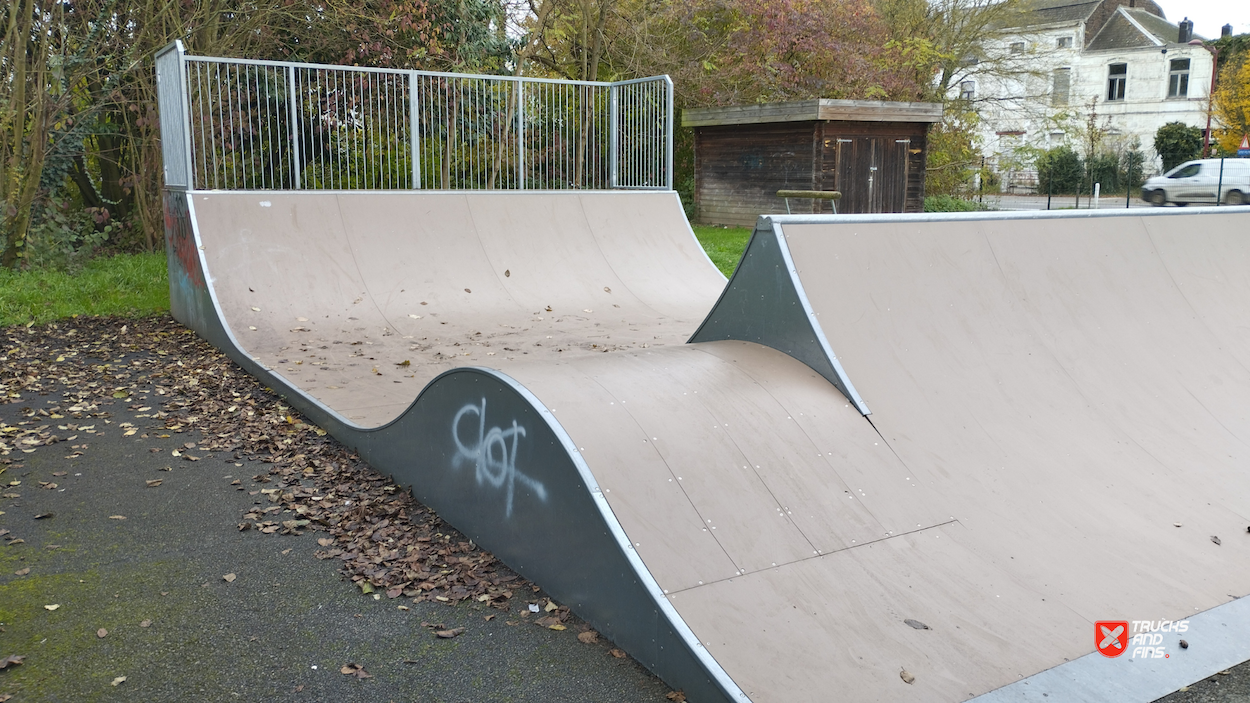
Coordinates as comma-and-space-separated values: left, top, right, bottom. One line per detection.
452, 398, 547, 517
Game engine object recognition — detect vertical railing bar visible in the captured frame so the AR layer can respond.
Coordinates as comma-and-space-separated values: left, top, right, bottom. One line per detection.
516, 80, 525, 189
417, 71, 427, 187
287, 65, 301, 189
664, 77, 674, 190
178, 47, 194, 189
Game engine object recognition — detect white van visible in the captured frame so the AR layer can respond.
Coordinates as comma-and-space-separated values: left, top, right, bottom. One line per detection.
1141, 158, 1250, 206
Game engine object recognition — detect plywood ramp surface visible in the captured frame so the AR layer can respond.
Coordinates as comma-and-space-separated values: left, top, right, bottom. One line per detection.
762, 211, 1250, 698
176, 189, 1250, 703
191, 191, 723, 426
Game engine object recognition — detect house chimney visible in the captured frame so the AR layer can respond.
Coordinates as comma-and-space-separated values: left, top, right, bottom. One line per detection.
1178, 18, 1193, 44
1222, 24, 1233, 38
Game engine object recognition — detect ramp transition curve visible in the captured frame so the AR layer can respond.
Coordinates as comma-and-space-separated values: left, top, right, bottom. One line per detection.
165, 189, 1250, 702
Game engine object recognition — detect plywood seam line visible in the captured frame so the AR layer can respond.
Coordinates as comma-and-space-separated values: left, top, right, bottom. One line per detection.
582, 372, 745, 576
663, 519, 960, 597
1144, 226, 1250, 381
1182, 386, 1250, 462
335, 193, 405, 339
479, 369, 753, 703
461, 194, 547, 318
575, 195, 674, 320
684, 344, 890, 537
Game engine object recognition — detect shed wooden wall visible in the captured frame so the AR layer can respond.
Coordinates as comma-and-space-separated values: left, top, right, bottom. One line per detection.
693, 120, 930, 226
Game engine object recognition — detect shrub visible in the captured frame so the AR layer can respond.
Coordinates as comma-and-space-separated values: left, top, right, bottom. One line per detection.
1036, 146, 1084, 195
1153, 122, 1203, 172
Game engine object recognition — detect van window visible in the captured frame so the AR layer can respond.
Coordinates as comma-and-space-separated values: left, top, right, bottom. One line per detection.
1168, 164, 1201, 178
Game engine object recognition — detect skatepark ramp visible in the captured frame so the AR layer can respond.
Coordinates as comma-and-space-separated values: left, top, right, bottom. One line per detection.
157, 44, 1250, 703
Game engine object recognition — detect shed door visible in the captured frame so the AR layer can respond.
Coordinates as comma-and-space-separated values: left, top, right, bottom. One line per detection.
831, 136, 910, 214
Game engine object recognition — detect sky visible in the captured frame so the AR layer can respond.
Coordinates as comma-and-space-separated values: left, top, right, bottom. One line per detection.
1152, 0, 1250, 39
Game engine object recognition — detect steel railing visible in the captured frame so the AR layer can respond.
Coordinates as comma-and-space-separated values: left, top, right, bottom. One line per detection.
155, 41, 673, 192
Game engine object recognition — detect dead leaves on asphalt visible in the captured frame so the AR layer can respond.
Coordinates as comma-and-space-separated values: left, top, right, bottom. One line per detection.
3, 317, 536, 609
0, 317, 639, 680
340, 663, 372, 679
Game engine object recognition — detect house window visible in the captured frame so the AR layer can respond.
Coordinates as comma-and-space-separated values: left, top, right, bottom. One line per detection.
960, 81, 976, 100
1057, 36, 1073, 49
1052, 68, 1071, 106
1168, 59, 1190, 98
1010, 42, 1025, 53
1107, 63, 1127, 101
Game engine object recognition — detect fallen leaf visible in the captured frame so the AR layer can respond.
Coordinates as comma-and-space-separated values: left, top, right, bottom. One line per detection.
14, 568, 30, 576
1212, 535, 1222, 546
1179, 639, 1188, 649
223, 573, 237, 583
901, 669, 915, 684
44, 604, 60, 611
317, 538, 334, 547
544, 600, 559, 612
464, 288, 471, 293
904, 619, 931, 630
666, 692, 686, 702
396, 360, 410, 367
436, 627, 465, 639
578, 630, 599, 644
111, 676, 126, 686
34, 512, 53, 520
609, 648, 627, 659
97, 628, 108, 638
1219, 670, 1232, 675
146, 479, 162, 487
340, 663, 372, 678
0, 655, 24, 669
140, 620, 152, 628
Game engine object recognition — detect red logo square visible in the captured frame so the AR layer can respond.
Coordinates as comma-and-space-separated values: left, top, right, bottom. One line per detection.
1096, 621, 1129, 657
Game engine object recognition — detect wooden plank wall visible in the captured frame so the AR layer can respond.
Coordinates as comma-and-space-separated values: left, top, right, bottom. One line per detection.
693, 123, 817, 227
695, 120, 929, 226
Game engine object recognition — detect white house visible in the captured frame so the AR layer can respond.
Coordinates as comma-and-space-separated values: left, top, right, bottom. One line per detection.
962, 0, 1221, 188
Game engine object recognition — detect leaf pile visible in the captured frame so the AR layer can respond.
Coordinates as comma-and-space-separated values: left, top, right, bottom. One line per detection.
2, 315, 534, 606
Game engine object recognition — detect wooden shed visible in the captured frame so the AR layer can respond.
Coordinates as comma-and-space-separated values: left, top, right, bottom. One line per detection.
684, 99, 944, 225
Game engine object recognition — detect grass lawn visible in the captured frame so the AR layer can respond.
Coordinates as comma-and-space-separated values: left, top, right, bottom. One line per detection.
0, 252, 169, 327
691, 224, 753, 277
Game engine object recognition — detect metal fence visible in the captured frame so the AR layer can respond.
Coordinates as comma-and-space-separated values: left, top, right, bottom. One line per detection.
155, 41, 673, 192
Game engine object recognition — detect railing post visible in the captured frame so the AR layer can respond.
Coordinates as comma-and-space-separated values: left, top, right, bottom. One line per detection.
410, 71, 421, 189
286, 65, 301, 189
176, 43, 194, 189
609, 84, 619, 189
517, 79, 525, 190
664, 76, 674, 191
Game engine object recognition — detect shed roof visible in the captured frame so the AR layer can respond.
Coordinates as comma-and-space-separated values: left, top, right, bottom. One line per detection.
682, 99, 943, 128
